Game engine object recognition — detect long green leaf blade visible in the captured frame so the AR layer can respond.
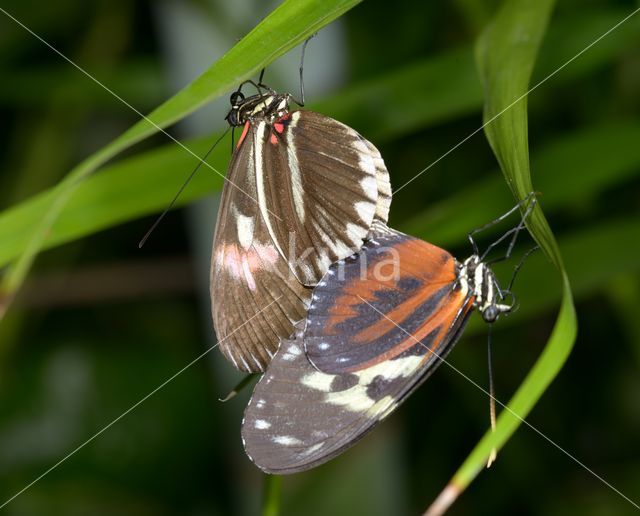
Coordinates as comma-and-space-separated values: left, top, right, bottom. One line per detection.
0, 0, 362, 315
427, 1, 580, 513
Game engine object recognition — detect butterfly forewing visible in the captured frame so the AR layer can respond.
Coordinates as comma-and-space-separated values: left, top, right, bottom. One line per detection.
305, 226, 464, 374
211, 108, 391, 372
260, 111, 391, 285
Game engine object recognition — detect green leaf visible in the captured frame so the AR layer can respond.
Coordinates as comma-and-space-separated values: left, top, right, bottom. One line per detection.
0, 0, 362, 315
2, 3, 637, 271
402, 119, 640, 247
0, 7, 634, 277
427, 0, 579, 512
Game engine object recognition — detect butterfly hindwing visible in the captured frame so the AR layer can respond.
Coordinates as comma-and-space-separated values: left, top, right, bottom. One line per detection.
242, 281, 472, 474
305, 226, 466, 374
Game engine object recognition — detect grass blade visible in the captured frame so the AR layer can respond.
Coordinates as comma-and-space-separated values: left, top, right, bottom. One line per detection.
426, 1, 580, 513
0, 0, 362, 317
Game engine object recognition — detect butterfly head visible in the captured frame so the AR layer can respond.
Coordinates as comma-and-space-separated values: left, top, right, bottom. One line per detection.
458, 255, 513, 323
225, 91, 291, 127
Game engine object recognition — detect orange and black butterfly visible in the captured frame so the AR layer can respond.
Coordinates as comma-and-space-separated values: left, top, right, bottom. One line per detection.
211, 86, 391, 372
241, 200, 534, 473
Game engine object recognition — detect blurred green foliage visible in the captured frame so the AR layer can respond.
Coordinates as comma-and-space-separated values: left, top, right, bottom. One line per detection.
0, 0, 639, 515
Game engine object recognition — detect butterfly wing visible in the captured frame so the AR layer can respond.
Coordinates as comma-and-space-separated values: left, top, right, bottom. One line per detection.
242, 274, 473, 474
212, 112, 391, 372
305, 225, 468, 374
261, 110, 392, 286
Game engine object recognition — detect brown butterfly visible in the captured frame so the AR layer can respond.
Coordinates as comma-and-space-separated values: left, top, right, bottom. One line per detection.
210, 86, 391, 372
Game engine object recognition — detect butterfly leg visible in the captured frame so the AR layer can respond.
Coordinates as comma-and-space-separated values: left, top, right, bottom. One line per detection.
466, 191, 537, 261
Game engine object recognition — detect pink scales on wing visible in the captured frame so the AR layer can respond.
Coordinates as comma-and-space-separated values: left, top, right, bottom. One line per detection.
215, 243, 280, 291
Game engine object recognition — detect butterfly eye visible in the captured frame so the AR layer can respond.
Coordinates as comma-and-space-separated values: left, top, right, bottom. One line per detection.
482, 304, 499, 323
230, 91, 245, 106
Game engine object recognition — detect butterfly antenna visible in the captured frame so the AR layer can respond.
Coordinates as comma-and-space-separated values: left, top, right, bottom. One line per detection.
297, 33, 316, 106
138, 127, 231, 248
258, 68, 266, 89
487, 323, 498, 468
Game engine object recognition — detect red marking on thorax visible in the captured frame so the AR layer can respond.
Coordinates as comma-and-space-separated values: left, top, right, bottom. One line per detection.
237, 122, 250, 148
270, 115, 288, 145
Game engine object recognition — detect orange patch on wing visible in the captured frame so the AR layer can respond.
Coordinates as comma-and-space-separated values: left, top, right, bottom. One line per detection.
347, 292, 473, 372
324, 239, 455, 337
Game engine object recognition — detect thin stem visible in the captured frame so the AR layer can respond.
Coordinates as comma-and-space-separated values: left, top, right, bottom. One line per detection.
262, 475, 282, 516
219, 374, 256, 402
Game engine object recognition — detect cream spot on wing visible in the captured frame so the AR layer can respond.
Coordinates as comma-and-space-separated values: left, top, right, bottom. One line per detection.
324, 387, 375, 412
351, 138, 371, 156
236, 213, 255, 249
300, 442, 325, 457
301, 355, 424, 413
359, 175, 378, 200
301, 371, 335, 392
273, 435, 302, 446
346, 222, 367, 244
354, 201, 375, 223
315, 245, 333, 271
255, 419, 271, 429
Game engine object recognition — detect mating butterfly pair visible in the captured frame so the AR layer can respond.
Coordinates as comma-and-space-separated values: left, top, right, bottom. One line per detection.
210, 74, 534, 473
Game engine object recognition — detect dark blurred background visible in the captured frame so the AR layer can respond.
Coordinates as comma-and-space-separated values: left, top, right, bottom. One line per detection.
0, 0, 639, 514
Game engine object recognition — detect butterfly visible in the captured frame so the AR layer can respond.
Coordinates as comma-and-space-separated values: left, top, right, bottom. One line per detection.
210, 87, 392, 372
241, 216, 527, 474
